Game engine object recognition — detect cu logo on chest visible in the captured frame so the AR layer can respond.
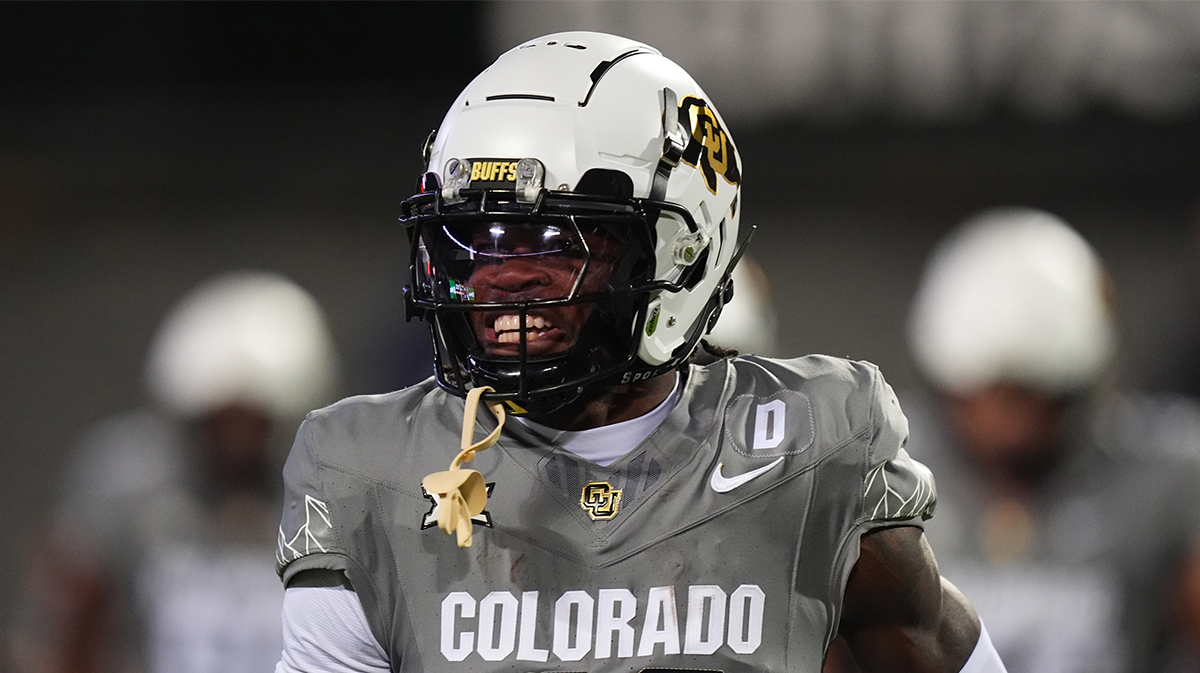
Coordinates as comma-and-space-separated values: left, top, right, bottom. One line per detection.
580, 481, 622, 520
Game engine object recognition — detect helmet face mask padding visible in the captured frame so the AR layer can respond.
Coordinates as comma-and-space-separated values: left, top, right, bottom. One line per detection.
401, 31, 745, 414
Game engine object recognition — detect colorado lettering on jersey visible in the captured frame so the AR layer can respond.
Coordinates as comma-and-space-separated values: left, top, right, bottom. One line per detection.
440, 583, 765, 663
468, 158, 520, 188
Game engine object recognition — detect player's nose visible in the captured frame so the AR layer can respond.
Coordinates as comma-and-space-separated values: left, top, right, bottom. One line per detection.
485, 257, 553, 294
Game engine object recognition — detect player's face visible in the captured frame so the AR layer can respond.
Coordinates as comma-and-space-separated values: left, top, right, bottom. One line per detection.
196, 402, 273, 475
948, 383, 1067, 468
465, 222, 625, 358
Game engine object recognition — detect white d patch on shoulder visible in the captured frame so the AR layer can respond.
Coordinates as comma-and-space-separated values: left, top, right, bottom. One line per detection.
724, 391, 815, 458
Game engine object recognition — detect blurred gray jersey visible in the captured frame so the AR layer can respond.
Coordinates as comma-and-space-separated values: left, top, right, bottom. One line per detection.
276, 355, 935, 672
907, 392, 1200, 673
34, 410, 285, 673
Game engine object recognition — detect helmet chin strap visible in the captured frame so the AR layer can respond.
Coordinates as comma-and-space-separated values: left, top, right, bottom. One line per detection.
422, 386, 507, 548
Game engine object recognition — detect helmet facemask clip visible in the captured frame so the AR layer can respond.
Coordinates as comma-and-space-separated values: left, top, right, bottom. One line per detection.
649, 87, 689, 202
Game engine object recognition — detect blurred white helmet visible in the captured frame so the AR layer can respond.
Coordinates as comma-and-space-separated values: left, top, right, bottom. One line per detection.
401, 31, 745, 413
908, 208, 1115, 395
145, 271, 339, 419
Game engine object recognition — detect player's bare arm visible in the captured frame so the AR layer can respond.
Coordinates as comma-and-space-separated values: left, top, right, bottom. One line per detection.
838, 526, 979, 673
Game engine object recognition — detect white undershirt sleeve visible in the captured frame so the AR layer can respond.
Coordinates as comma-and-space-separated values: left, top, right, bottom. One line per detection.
276, 585, 392, 673
960, 620, 1007, 673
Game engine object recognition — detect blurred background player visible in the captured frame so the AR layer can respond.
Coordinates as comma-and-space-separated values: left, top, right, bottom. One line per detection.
10, 271, 339, 673
904, 209, 1200, 673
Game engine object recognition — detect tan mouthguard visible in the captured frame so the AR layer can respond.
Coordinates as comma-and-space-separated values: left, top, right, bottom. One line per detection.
422, 386, 506, 548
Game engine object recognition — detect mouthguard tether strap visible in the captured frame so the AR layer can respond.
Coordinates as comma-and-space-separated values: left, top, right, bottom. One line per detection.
421, 386, 506, 547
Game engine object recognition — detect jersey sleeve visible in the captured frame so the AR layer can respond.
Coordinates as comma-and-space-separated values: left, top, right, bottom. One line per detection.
779, 357, 940, 644
276, 419, 351, 585
277, 586, 391, 673
858, 366, 937, 529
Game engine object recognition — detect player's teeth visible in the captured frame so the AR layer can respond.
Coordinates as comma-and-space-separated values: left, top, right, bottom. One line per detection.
498, 330, 547, 343
493, 315, 551, 333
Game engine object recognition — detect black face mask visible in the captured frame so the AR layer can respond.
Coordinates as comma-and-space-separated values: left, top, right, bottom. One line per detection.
402, 182, 658, 414
400, 169, 736, 415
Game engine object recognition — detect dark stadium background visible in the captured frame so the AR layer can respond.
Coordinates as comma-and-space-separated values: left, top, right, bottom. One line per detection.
3, 1, 1199, 634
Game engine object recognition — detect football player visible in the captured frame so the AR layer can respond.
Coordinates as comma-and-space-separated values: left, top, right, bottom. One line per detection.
275, 32, 1005, 673
12, 272, 337, 673
905, 209, 1200, 672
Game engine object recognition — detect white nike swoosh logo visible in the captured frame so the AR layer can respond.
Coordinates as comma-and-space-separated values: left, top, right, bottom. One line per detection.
709, 457, 785, 493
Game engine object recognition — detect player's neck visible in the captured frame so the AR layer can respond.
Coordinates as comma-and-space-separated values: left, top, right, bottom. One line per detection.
529, 370, 678, 431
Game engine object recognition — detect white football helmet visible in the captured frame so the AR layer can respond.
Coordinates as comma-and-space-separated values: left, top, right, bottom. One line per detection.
401, 31, 746, 413
908, 208, 1116, 395
145, 271, 339, 419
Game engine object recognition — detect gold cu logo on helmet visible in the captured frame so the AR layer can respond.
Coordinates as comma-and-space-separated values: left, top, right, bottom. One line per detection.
580, 482, 622, 520
678, 96, 741, 195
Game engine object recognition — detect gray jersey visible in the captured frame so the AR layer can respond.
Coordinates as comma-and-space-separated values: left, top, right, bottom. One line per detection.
25, 410, 285, 673
906, 392, 1200, 673
276, 355, 936, 672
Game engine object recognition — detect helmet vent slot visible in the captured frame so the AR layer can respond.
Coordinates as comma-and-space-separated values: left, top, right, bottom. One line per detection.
574, 168, 634, 200
486, 93, 556, 103
579, 48, 654, 107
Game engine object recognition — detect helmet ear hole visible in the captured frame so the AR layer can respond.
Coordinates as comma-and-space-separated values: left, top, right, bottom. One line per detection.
679, 246, 710, 292
574, 168, 634, 199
